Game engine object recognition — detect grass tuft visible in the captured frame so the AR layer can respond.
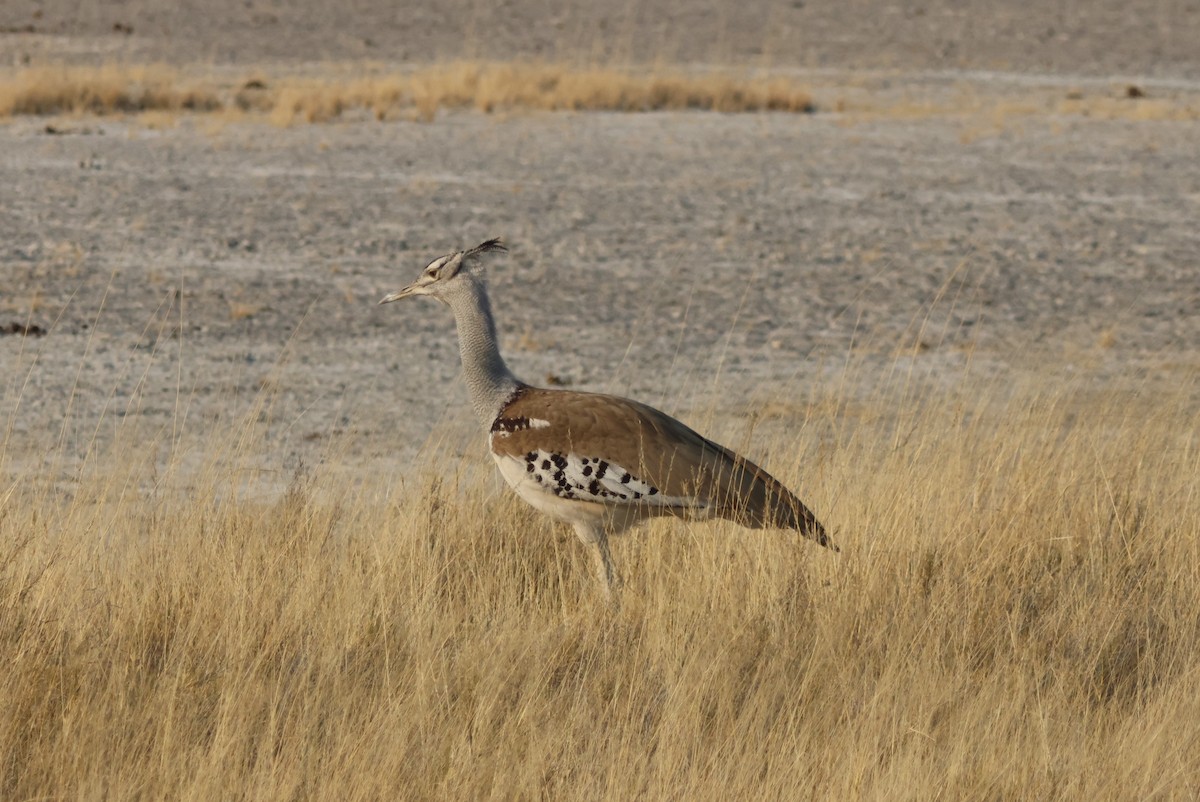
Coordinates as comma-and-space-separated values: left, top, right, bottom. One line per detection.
0, 65, 220, 117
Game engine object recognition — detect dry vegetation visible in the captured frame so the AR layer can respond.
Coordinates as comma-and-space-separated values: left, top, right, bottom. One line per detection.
0, 62, 815, 123
2, 352, 1198, 799
6, 63, 1196, 128
0, 64, 220, 116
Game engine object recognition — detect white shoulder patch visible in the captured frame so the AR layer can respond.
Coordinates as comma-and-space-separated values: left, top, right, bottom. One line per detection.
489, 415, 552, 439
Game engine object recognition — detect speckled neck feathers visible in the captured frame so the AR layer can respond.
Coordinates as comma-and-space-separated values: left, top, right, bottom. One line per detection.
445, 274, 523, 427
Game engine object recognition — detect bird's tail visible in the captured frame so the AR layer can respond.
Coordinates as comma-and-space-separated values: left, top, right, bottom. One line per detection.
712, 449, 836, 551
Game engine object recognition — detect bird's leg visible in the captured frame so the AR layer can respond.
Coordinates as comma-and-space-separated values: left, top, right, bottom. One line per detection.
593, 535, 622, 597
573, 522, 622, 600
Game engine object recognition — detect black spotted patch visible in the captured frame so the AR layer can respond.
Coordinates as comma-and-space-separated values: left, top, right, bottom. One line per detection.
507, 449, 688, 509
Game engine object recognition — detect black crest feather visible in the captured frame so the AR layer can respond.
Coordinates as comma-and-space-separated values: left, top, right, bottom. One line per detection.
466, 238, 507, 257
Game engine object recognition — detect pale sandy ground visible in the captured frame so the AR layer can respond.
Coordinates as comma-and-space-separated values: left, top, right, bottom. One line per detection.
1, 2, 1198, 486
2, 0, 1199, 78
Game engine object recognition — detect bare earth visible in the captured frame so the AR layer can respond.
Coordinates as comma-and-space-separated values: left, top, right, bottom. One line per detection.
1, 2, 1198, 482
3, 0, 1200, 78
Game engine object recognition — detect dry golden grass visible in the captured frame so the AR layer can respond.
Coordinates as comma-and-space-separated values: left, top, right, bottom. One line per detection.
2, 356, 1198, 799
0, 62, 814, 125
227, 300, 264, 321
0, 64, 220, 117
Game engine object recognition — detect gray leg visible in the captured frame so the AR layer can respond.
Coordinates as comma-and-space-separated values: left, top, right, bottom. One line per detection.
593, 535, 621, 596
572, 522, 621, 599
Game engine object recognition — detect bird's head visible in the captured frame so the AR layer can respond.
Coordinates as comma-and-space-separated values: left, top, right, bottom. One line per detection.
378, 238, 507, 307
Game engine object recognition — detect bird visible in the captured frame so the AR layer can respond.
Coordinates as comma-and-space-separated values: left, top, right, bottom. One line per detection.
379, 238, 834, 596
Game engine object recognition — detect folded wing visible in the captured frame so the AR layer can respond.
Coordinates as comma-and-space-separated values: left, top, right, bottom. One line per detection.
490, 386, 832, 549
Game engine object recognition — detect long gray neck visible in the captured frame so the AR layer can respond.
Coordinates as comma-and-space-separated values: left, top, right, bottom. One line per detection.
446, 277, 521, 428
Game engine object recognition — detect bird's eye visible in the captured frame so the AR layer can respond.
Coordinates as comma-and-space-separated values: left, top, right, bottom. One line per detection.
425, 268, 438, 279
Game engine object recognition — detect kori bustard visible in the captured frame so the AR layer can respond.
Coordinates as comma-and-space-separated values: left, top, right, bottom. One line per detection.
380, 239, 833, 594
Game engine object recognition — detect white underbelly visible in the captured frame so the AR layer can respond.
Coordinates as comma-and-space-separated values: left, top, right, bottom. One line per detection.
494, 454, 609, 527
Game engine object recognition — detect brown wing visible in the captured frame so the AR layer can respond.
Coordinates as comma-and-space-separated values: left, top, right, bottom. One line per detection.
491, 386, 832, 549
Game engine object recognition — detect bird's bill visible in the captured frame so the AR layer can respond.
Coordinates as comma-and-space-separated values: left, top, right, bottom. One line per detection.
378, 284, 419, 304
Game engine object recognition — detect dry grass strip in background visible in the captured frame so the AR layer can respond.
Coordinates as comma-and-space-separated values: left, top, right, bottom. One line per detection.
0, 61, 816, 123
3, 63, 1196, 126
7, 63, 1196, 126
